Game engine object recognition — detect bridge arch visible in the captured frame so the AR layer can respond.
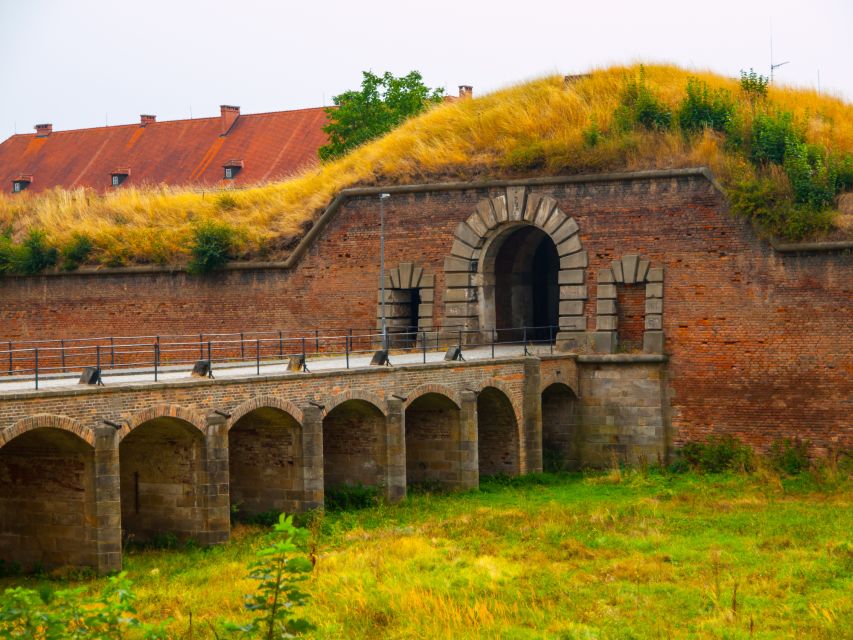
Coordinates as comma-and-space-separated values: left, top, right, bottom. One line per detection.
404, 384, 461, 410
119, 407, 207, 543
322, 390, 387, 418
227, 397, 305, 519
541, 382, 581, 471
227, 396, 304, 430
0, 415, 97, 571
476, 384, 522, 478
2, 414, 93, 448
404, 388, 463, 489
322, 393, 387, 498
120, 404, 207, 442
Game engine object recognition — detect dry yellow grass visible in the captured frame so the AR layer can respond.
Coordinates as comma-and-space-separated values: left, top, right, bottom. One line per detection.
2, 63, 851, 267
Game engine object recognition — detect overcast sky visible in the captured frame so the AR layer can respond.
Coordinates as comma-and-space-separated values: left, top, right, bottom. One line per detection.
1, 0, 851, 140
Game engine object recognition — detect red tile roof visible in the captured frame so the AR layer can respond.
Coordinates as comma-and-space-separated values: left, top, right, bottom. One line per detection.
0, 106, 329, 193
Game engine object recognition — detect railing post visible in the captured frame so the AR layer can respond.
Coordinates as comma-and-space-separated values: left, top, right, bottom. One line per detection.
315, 329, 320, 354
34, 348, 39, 390
96, 345, 101, 372
110, 337, 115, 367
422, 331, 427, 363
60, 339, 66, 373
492, 327, 496, 359
301, 337, 306, 366
154, 342, 159, 382
240, 332, 245, 360
7, 341, 11, 376
256, 338, 260, 375
278, 330, 283, 359
207, 340, 213, 376
345, 333, 350, 369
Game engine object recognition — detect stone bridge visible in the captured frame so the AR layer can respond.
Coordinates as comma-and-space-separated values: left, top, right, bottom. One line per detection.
0, 352, 667, 573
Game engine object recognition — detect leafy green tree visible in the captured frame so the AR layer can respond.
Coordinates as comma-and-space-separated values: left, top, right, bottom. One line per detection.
319, 70, 444, 161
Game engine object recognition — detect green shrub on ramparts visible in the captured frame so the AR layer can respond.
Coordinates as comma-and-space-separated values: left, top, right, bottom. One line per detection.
748, 109, 803, 166
59, 232, 93, 271
187, 220, 235, 275
677, 78, 735, 134
614, 67, 672, 132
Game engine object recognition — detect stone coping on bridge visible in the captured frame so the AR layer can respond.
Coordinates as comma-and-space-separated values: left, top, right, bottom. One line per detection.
0, 354, 563, 401
575, 354, 668, 364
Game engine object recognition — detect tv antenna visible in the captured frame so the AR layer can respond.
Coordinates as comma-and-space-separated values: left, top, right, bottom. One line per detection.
770, 18, 790, 83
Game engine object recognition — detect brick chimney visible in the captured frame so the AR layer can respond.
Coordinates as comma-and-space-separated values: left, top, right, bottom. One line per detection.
220, 105, 240, 135
34, 123, 53, 137
458, 85, 473, 99
140, 114, 156, 126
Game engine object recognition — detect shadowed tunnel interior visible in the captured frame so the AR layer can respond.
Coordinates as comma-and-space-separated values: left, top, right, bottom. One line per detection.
0, 428, 96, 570
476, 387, 520, 477
489, 224, 559, 342
119, 417, 205, 543
229, 407, 303, 519
404, 393, 460, 488
322, 400, 386, 493
541, 383, 580, 471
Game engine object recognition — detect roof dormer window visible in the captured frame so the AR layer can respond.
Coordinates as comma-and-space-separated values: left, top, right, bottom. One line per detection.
12, 175, 32, 193
110, 168, 130, 188
223, 159, 243, 180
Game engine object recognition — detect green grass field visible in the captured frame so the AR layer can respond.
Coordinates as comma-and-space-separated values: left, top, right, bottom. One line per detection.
4, 470, 852, 639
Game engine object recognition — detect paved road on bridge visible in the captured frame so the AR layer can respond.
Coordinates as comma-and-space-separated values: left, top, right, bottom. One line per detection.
0, 343, 557, 394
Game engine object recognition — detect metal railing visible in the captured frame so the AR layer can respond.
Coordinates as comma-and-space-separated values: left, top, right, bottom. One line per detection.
0, 324, 560, 390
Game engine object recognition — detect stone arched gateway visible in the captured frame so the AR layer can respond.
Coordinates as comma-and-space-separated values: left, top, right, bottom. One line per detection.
593, 255, 664, 353
443, 186, 588, 348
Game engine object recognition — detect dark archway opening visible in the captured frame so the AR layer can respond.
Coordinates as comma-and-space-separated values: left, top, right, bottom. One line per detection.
476, 387, 520, 477
0, 428, 97, 571
229, 408, 303, 520
491, 225, 559, 342
119, 418, 205, 544
541, 383, 581, 471
386, 288, 422, 349
405, 393, 460, 489
322, 400, 386, 504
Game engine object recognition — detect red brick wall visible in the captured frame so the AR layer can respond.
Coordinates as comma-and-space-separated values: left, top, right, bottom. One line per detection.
0, 174, 850, 452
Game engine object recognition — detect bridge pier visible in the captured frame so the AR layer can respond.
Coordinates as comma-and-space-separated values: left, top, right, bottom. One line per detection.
203, 416, 230, 545
93, 425, 122, 574
459, 390, 479, 489
385, 396, 406, 503
301, 404, 324, 510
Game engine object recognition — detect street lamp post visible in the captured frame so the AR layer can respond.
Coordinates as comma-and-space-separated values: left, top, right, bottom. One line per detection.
379, 193, 390, 350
